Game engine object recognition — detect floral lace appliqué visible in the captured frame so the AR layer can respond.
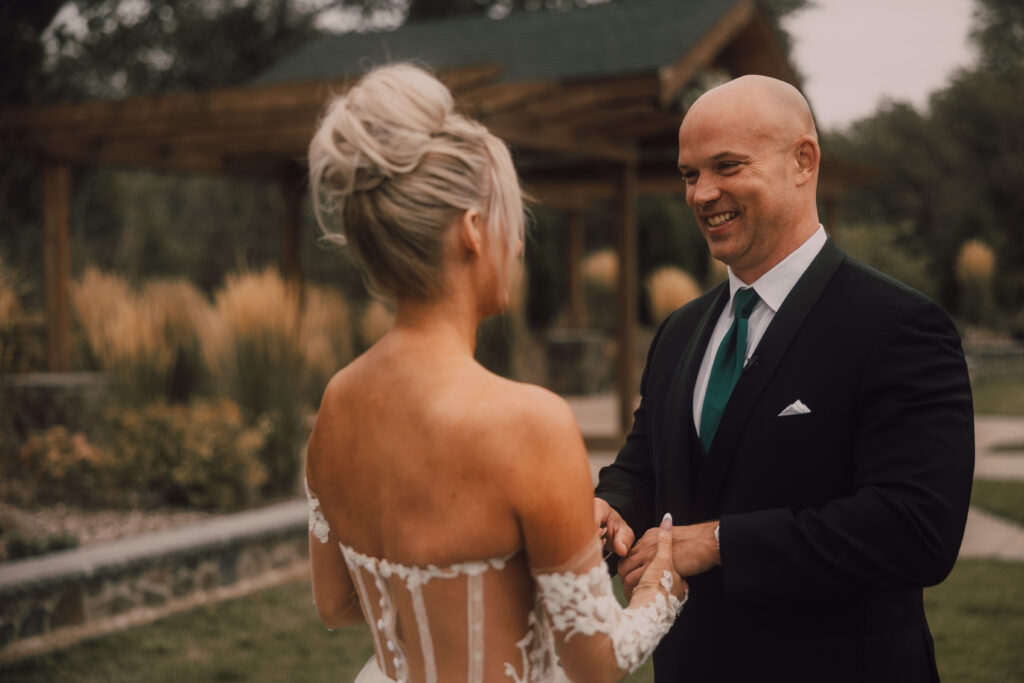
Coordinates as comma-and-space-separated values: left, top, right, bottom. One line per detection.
305, 480, 331, 544
534, 563, 686, 673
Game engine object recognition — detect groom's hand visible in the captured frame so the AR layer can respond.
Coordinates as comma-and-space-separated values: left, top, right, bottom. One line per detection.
593, 498, 635, 559
620, 520, 720, 597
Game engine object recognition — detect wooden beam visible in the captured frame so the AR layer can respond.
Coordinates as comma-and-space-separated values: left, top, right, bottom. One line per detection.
0, 65, 500, 135
490, 120, 637, 163
567, 209, 585, 329
43, 163, 71, 372
615, 160, 638, 433
658, 0, 757, 106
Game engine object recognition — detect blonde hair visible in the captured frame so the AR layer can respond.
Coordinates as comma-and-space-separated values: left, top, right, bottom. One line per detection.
309, 63, 524, 300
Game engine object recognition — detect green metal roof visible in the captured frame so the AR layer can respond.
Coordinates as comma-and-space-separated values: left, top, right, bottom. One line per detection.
254, 0, 742, 85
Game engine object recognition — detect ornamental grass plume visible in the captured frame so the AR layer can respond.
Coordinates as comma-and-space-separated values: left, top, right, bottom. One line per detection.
202, 268, 306, 494
581, 249, 619, 330
582, 249, 619, 290
0, 254, 43, 374
955, 239, 997, 326
143, 278, 213, 401
645, 266, 702, 324
71, 267, 175, 403
956, 239, 996, 284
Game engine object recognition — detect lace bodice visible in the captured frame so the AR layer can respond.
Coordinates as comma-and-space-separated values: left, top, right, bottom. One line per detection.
307, 483, 684, 682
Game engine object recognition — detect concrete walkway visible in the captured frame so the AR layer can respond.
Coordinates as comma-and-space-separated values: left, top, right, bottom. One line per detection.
567, 394, 1024, 562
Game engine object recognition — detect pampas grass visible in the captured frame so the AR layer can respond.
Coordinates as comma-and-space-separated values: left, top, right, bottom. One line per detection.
956, 239, 998, 326
72, 267, 175, 403
0, 255, 43, 374
646, 266, 702, 323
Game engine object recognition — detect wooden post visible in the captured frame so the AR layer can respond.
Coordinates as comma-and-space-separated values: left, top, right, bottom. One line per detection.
567, 208, 585, 329
280, 177, 303, 288
44, 162, 71, 372
615, 160, 638, 434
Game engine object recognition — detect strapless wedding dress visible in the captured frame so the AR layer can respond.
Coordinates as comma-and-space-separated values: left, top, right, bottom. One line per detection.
307, 485, 684, 683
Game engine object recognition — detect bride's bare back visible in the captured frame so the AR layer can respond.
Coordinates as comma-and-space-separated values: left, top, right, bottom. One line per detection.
306, 331, 596, 681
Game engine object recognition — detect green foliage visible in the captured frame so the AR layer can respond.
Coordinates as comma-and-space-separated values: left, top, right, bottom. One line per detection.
4, 531, 79, 561
828, 2, 1024, 322
834, 222, 938, 301
2, 426, 120, 507
525, 205, 568, 329
0, 252, 44, 374
1, 400, 271, 511
104, 399, 271, 510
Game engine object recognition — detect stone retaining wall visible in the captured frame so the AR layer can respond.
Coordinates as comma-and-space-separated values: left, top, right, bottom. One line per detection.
0, 500, 309, 664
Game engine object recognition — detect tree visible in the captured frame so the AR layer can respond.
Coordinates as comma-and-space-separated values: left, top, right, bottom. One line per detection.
826, 0, 1024, 318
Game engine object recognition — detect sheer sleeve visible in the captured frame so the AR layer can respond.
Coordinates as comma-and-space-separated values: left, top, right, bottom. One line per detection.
532, 538, 686, 682
306, 478, 331, 544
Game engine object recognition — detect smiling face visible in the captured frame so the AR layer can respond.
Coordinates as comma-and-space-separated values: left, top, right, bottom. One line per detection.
677, 76, 820, 283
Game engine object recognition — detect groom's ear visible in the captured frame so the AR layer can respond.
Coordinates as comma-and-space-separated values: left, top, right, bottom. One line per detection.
793, 135, 819, 187
457, 208, 485, 260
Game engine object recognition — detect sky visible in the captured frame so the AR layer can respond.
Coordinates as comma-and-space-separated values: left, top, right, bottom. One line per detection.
781, 0, 978, 131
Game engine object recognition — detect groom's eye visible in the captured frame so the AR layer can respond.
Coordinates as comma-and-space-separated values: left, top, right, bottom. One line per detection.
681, 170, 698, 184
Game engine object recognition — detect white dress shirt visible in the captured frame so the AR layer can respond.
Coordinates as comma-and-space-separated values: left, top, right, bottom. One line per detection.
692, 226, 828, 434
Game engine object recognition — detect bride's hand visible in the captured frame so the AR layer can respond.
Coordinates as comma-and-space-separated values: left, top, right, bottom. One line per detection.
627, 513, 687, 603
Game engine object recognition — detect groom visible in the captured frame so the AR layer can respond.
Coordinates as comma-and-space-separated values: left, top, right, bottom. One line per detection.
594, 75, 974, 682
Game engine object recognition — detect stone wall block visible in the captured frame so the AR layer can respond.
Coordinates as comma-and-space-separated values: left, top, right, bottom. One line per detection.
50, 590, 84, 629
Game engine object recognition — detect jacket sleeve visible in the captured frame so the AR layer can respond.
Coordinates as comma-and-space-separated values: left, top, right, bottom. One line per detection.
722, 298, 975, 602
594, 318, 669, 536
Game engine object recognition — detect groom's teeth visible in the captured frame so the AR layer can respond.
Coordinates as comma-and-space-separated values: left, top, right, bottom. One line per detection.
707, 212, 738, 227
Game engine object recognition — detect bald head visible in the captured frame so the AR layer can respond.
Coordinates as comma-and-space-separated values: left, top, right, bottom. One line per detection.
677, 75, 822, 283
685, 75, 817, 148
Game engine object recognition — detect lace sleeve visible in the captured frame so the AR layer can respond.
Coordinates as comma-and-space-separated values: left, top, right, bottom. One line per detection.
305, 479, 331, 544
532, 538, 686, 680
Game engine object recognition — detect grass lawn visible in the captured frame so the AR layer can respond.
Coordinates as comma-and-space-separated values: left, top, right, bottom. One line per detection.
972, 374, 1024, 416
3, 559, 1021, 683
971, 478, 1024, 527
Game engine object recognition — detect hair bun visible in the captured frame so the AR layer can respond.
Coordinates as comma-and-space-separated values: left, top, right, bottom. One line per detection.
313, 64, 456, 194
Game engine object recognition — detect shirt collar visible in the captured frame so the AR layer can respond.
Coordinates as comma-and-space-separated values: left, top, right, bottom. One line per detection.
726, 225, 828, 313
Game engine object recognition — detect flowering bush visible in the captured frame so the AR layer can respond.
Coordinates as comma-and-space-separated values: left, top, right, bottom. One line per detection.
2, 399, 270, 511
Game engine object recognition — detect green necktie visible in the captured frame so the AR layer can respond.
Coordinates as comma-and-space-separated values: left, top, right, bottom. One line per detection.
700, 287, 760, 452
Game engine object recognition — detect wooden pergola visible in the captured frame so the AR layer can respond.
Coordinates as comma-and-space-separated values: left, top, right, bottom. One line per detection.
0, 0, 835, 446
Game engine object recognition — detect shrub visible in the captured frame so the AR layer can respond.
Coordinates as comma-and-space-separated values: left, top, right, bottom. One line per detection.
646, 266, 702, 324
105, 399, 270, 510
2, 400, 270, 511
4, 426, 120, 507
202, 269, 307, 495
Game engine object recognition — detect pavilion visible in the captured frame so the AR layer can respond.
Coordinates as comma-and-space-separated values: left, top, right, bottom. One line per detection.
0, 0, 866, 444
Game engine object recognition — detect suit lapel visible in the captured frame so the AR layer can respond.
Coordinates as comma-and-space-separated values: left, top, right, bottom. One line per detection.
662, 282, 728, 521
693, 240, 847, 517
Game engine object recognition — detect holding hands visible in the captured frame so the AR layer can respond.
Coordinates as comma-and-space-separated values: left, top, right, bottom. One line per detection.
595, 498, 719, 599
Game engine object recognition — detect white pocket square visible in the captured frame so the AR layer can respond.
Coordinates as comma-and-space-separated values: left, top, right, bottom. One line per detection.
778, 400, 811, 416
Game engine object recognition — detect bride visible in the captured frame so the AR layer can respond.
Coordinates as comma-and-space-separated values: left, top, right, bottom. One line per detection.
304, 63, 687, 683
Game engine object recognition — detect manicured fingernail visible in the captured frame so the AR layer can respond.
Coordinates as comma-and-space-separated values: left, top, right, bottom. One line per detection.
661, 512, 673, 527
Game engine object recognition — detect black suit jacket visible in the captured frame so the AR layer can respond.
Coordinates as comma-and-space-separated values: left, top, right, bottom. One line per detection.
596, 240, 974, 682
